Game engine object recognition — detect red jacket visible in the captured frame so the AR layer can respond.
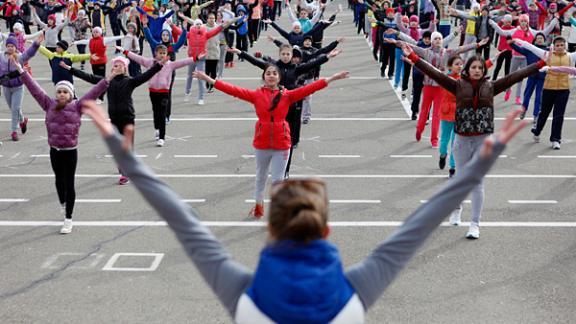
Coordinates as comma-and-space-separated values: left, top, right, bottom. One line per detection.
89, 36, 107, 65
214, 79, 328, 149
440, 72, 460, 122
187, 25, 222, 59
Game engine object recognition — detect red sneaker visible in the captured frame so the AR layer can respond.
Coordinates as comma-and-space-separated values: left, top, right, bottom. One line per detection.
249, 203, 264, 219
118, 176, 130, 185
515, 96, 521, 105
11, 131, 18, 141
20, 117, 28, 134
504, 89, 511, 101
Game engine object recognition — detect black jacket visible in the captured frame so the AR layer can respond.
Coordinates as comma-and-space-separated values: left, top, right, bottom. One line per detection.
69, 63, 162, 120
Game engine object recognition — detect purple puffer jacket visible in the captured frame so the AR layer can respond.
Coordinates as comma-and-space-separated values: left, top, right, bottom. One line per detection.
21, 72, 109, 149
1, 42, 39, 88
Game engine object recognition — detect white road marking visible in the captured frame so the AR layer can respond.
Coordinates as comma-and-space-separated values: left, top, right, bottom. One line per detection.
0, 198, 29, 202
30, 154, 49, 157
508, 200, 558, 204
182, 199, 206, 203
42, 253, 105, 269
318, 155, 362, 158
538, 155, 576, 159
241, 155, 255, 158
102, 253, 164, 272
174, 155, 218, 158
2, 221, 576, 227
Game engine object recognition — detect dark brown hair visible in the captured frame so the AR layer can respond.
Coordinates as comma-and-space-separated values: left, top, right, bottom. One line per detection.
462, 55, 487, 79
447, 55, 463, 68
268, 179, 328, 242
262, 64, 284, 111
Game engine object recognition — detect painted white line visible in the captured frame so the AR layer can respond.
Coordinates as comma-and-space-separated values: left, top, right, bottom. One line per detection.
389, 79, 412, 117
0, 198, 29, 202
538, 155, 576, 159
241, 154, 255, 158
390, 155, 432, 158
105, 154, 147, 158
508, 200, 558, 204
102, 253, 164, 272
4, 117, 576, 122
174, 155, 218, 158
1, 174, 576, 179
30, 154, 49, 158
318, 155, 362, 158
75, 199, 122, 203
421, 200, 471, 204
182, 199, 206, 203
245, 199, 381, 204
2, 220, 576, 227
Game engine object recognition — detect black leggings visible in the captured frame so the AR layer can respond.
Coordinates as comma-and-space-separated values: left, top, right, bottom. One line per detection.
92, 64, 106, 100
357, 11, 366, 34
248, 19, 260, 44
167, 70, 176, 118
225, 31, 235, 63
112, 119, 134, 175
284, 102, 302, 177
475, 43, 490, 60
50, 148, 77, 219
492, 50, 511, 81
402, 61, 412, 92
205, 59, 218, 89
236, 33, 248, 55
150, 92, 170, 140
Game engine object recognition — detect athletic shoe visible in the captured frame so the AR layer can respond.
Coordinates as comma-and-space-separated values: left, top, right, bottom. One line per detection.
184, 92, 190, 102
96, 99, 103, 105
154, 130, 159, 141
504, 89, 511, 101
20, 117, 28, 134
519, 109, 526, 120
515, 96, 521, 105
449, 168, 455, 178
249, 203, 264, 219
449, 209, 461, 226
415, 131, 421, 142
552, 141, 561, 150
11, 131, 18, 141
207, 88, 214, 93
60, 219, 73, 234
118, 176, 130, 185
439, 154, 447, 170
533, 135, 540, 143
411, 112, 417, 121
431, 142, 438, 149
466, 222, 480, 239
165, 116, 171, 124
302, 118, 310, 124
401, 91, 407, 101
156, 139, 164, 147
197, 99, 205, 106
230, 62, 235, 68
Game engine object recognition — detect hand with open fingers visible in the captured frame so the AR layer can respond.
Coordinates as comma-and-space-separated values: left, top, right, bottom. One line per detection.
193, 71, 210, 81
82, 100, 115, 137
59, 61, 71, 70
326, 71, 349, 83
327, 48, 342, 58
400, 41, 412, 56
227, 47, 241, 54
115, 45, 124, 52
383, 38, 396, 44
480, 109, 528, 159
91, 54, 100, 61
10, 56, 24, 73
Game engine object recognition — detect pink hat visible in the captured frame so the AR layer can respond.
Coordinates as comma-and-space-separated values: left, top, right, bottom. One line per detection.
410, 15, 419, 23
519, 14, 529, 22
549, 3, 557, 9
112, 56, 130, 71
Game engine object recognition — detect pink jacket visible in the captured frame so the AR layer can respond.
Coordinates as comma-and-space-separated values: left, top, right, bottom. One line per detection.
187, 25, 222, 59
126, 52, 194, 92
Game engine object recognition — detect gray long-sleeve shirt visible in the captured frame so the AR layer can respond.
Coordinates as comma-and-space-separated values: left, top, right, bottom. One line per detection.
104, 132, 505, 318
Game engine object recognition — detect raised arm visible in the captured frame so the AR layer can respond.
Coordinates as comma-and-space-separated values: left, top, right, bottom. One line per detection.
24, 30, 44, 40
143, 26, 160, 48
127, 62, 163, 88
442, 29, 457, 46
269, 21, 291, 40
68, 66, 103, 84
411, 53, 458, 94
397, 31, 417, 45
78, 78, 109, 103
513, 39, 547, 59
493, 60, 545, 95
33, 10, 47, 28
286, 1, 298, 23
310, 6, 324, 24
20, 71, 53, 111
213, 79, 256, 103
19, 41, 40, 64
172, 28, 187, 52
534, 17, 558, 36
126, 50, 154, 67
82, 103, 253, 316
238, 50, 267, 70
395, 12, 409, 34
294, 54, 329, 74
104, 35, 125, 45
38, 45, 55, 59
286, 78, 328, 103
489, 19, 514, 36
547, 66, 576, 75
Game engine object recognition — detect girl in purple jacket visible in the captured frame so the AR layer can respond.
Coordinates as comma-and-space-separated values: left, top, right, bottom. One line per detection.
13, 59, 110, 234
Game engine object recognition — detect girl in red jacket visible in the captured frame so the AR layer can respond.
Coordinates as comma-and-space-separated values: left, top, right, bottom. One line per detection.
193, 66, 349, 218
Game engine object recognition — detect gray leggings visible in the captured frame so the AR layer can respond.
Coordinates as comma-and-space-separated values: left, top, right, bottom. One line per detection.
217, 44, 226, 79
254, 149, 289, 203
510, 56, 527, 98
185, 59, 206, 100
4, 85, 24, 132
302, 78, 313, 119
453, 134, 488, 224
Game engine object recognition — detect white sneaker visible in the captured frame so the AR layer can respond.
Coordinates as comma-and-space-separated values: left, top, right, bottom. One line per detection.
197, 99, 204, 106
466, 222, 480, 239
96, 99, 103, 105
184, 92, 190, 102
449, 209, 462, 226
156, 139, 164, 147
533, 135, 540, 143
552, 141, 561, 150
154, 130, 159, 140
60, 219, 73, 234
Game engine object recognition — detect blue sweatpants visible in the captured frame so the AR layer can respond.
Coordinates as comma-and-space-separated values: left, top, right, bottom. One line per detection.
393, 48, 404, 88
522, 77, 544, 118
439, 120, 456, 169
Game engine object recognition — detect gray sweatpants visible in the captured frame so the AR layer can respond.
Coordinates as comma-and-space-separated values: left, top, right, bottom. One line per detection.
185, 59, 206, 100
453, 134, 488, 225
255, 149, 289, 203
217, 44, 227, 79
302, 78, 313, 120
4, 85, 25, 132
510, 56, 527, 98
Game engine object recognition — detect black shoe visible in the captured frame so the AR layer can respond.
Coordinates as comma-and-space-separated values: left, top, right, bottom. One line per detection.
439, 155, 447, 170
411, 112, 417, 121
520, 109, 526, 120
449, 168, 455, 178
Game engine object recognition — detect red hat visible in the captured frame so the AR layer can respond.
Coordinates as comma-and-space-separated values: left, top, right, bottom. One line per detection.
48, 14, 56, 22
386, 8, 395, 15
549, 3, 557, 9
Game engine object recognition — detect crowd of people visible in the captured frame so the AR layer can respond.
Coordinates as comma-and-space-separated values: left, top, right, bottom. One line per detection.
1, 0, 574, 320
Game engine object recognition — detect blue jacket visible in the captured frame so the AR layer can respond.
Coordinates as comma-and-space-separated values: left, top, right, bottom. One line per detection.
233, 6, 249, 36
144, 27, 187, 60
137, 7, 174, 40
247, 240, 354, 324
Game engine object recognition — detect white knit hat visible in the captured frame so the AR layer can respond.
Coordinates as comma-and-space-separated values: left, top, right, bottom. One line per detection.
292, 21, 302, 29
93, 26, 103, 35
13, 22, 23, 31
55, 80, 74, 96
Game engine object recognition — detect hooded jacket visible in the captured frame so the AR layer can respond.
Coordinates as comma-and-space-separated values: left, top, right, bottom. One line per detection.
21, 72, 108, 149
186, 24, 222, 59
214, 78, 327, 149
0, 41, 38, 88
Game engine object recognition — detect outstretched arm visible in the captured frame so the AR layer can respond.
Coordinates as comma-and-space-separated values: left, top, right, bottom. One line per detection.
269, 21, 291, 40
345, 110, 527, 310
512, 39, 547, 59
82, 101, 253, 316
237, 49, 268, 70
401, 43, 458, 94
493, 60, 545, 95
489, 19, 514, 36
